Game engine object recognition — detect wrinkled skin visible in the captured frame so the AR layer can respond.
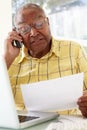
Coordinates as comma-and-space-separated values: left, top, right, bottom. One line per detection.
14, 8, 52, 58
4, 5, 51, 68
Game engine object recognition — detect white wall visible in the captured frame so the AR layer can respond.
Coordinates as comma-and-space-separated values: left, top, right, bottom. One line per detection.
0, 0, 12, 53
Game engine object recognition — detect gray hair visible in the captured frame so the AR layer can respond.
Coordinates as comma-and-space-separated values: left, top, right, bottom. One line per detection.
16, 3, 45, 16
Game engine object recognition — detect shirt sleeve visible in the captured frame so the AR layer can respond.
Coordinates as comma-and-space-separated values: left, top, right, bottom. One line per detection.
77, 45, 87, 90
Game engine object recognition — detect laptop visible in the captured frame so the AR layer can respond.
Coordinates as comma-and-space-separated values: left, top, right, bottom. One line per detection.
0, 55, 58, 129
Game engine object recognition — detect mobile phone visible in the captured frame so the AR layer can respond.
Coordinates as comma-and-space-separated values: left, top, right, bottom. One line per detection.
12, 27, 23, 48
12, 40, 22, 48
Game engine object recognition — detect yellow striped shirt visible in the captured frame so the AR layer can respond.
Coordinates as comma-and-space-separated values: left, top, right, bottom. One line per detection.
8, 37, 87, 115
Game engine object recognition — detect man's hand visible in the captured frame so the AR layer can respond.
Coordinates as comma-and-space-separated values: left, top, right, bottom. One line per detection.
4, 29, 23, 69
77, 91, 87, 117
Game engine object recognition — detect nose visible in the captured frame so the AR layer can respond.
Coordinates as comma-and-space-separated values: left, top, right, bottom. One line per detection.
30, 27, 38, 37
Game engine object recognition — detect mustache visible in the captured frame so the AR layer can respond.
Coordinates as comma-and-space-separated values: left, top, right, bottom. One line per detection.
30, 35, 44, 43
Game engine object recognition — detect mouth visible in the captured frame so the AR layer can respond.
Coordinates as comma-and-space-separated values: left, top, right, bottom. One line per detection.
30, 38, 44, 45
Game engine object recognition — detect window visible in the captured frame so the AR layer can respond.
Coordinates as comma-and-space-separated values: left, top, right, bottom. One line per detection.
49, 0, 87, 40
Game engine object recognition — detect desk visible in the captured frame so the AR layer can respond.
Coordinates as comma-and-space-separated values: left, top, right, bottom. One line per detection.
0, 118, 58, 130
1, 115, 87, 130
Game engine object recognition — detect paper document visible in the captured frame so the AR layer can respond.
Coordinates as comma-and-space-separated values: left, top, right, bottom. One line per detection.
21, 73, 83, 111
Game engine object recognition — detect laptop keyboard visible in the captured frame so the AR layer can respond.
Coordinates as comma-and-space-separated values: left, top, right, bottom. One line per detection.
18, 115, 39, 123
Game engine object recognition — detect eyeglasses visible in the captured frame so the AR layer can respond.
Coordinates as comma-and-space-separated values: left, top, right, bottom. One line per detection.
15, 17, 48, 35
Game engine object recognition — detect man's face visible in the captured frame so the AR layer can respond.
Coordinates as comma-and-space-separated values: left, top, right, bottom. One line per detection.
14, 8, 51, 57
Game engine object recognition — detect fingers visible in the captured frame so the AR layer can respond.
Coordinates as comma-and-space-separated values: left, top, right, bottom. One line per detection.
77, 95, 87, 117
77, 95, 87, 109
7, 30, 23, 43
79, 106, 87, 117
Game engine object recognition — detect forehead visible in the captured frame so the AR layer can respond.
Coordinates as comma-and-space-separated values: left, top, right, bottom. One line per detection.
14, 8, 45, 26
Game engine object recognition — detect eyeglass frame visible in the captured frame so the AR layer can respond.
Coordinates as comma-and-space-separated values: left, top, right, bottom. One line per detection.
15, 17, 48, 35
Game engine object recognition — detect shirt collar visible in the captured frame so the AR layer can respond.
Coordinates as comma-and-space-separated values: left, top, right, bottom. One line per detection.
50, 37, 60, 57
18, 37, 60, 63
